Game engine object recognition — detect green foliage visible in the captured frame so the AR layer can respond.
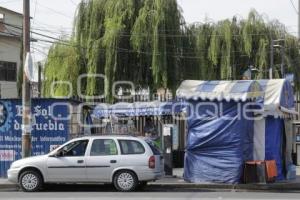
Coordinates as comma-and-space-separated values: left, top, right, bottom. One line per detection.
43, 41, 79, 97
43, 4, 300, 100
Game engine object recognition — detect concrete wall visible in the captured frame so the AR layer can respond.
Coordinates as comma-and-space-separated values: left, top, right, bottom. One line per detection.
0, 7, 22, 98
0, 7, 23, 33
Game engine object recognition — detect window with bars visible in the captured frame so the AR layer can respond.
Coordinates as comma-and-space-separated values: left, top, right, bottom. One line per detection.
0, 61, 17, 81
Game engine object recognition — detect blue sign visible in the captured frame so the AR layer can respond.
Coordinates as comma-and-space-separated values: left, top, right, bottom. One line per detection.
0, 99, 70, 177
0, 102, 8, 127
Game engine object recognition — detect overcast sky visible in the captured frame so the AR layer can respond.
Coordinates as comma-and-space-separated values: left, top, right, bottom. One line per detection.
1, 0, 299, 62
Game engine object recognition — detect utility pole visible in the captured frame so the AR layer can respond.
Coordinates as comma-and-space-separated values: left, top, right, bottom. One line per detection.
38, 62, 42, 98
22, 0, 31, 158
298, 0, 300, 40
269, 39, 274, 79
270, 39, 285, 79
280, 42, 285, 78
297, 0, 300, 104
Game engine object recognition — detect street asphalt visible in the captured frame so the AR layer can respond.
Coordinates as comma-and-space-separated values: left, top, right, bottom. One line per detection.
0, 182, 300, 200
1, 168, 300, 198
0, 190, 300, 200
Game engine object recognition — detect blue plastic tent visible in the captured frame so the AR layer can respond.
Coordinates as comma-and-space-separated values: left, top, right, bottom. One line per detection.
176, 80, 263, 183
253, 79, 296, 180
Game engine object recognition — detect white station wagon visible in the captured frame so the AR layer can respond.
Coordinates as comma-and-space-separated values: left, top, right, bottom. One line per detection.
7, 135, 164, 192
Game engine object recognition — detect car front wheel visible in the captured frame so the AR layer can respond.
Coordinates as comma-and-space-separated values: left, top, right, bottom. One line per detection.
113, 170, 138, 192
19, 170, 43, 192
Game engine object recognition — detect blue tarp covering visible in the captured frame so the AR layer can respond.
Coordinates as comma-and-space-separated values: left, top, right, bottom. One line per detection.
256, 79, 295, 180
184, 100, 254, 183
265, 116, 285, 180
279, 80, 294, 109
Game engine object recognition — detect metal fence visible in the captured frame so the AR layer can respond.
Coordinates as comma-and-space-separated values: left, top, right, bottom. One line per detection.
86, 93, 187, 151
296, 91, 300, 121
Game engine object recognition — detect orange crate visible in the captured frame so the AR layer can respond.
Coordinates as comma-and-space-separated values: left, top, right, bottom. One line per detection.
265, 160, 277, 183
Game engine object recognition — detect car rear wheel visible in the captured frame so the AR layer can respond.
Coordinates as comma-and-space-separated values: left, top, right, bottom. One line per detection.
113, 170, 138, 192
19, 170, 43, 192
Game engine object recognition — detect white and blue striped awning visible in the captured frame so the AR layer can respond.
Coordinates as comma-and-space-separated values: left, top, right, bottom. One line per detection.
92, 101, 179, 118
257, 79, 296, 116
176, 80, 263, 102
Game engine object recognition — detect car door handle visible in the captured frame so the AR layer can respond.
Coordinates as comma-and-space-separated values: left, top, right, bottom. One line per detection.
110, 160, 117, 164
77, 160, 84, 164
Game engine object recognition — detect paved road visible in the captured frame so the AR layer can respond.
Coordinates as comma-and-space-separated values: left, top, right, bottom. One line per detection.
0, 191, 300, 200
0, 185, 300, 200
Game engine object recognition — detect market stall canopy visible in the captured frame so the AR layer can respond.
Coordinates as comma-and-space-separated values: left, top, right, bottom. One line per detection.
176, 80, 263, 102
92, 101, 178, 118
257, 79, 296, 116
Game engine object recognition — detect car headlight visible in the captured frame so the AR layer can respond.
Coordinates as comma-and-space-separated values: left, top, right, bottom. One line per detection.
10, 162, 22, 169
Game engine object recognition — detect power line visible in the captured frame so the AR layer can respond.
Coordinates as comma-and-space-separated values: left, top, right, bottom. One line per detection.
2, 21, 298, 43
36, 1, 74, 19
289, 0, 299, 14
2, 29, 298, 64
1, 25, 298, 60
1, 22, 299, 63
0, 21, 71, 43
69, 0, 78, 6
0, 0, 20, 4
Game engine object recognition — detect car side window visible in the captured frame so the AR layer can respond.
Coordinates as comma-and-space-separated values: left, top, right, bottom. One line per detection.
61, 140, 89, 157
90, 139, 118, 156
118, 140, 145, 155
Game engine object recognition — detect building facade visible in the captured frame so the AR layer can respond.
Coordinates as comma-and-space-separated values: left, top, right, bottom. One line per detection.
0, 7, 23, 98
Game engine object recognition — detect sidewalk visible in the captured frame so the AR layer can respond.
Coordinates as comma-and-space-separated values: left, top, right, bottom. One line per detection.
0, 178, 17, 190
150, 176, 300, 191
1, 168, 300, 191
149, 168, 300, 191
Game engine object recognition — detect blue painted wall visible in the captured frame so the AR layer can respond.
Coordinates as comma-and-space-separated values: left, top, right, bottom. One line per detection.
0, 99, 71, 177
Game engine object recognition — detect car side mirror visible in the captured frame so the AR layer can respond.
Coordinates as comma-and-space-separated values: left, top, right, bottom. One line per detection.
57, 151, 64, 157
49, 151, 64, 157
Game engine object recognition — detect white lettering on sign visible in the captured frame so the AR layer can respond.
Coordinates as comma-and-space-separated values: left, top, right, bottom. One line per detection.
34, 105, 52, 118
0, 150, 15, 161
14, 120, 65, 131
16, 105, 23, 117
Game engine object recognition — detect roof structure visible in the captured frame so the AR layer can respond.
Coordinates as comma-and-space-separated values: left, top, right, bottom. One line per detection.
176, 80, 263, 102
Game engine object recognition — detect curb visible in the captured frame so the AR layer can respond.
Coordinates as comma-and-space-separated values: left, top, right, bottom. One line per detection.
1, 182, 300, 192
148, 182, 300, 191
0, 184, 18, 191
148, 183, 233, 191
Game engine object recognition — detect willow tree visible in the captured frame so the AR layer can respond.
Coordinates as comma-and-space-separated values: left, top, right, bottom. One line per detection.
94, 0, 133, 101
131, 0, 183, 93
241, 10, 272, 79
191, 10, 300, 82
74, 0, 108, 98
72, 0, 183, 100
44, 6, 300, 99
193, 23, 214, 79
43, 42, 79, 97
